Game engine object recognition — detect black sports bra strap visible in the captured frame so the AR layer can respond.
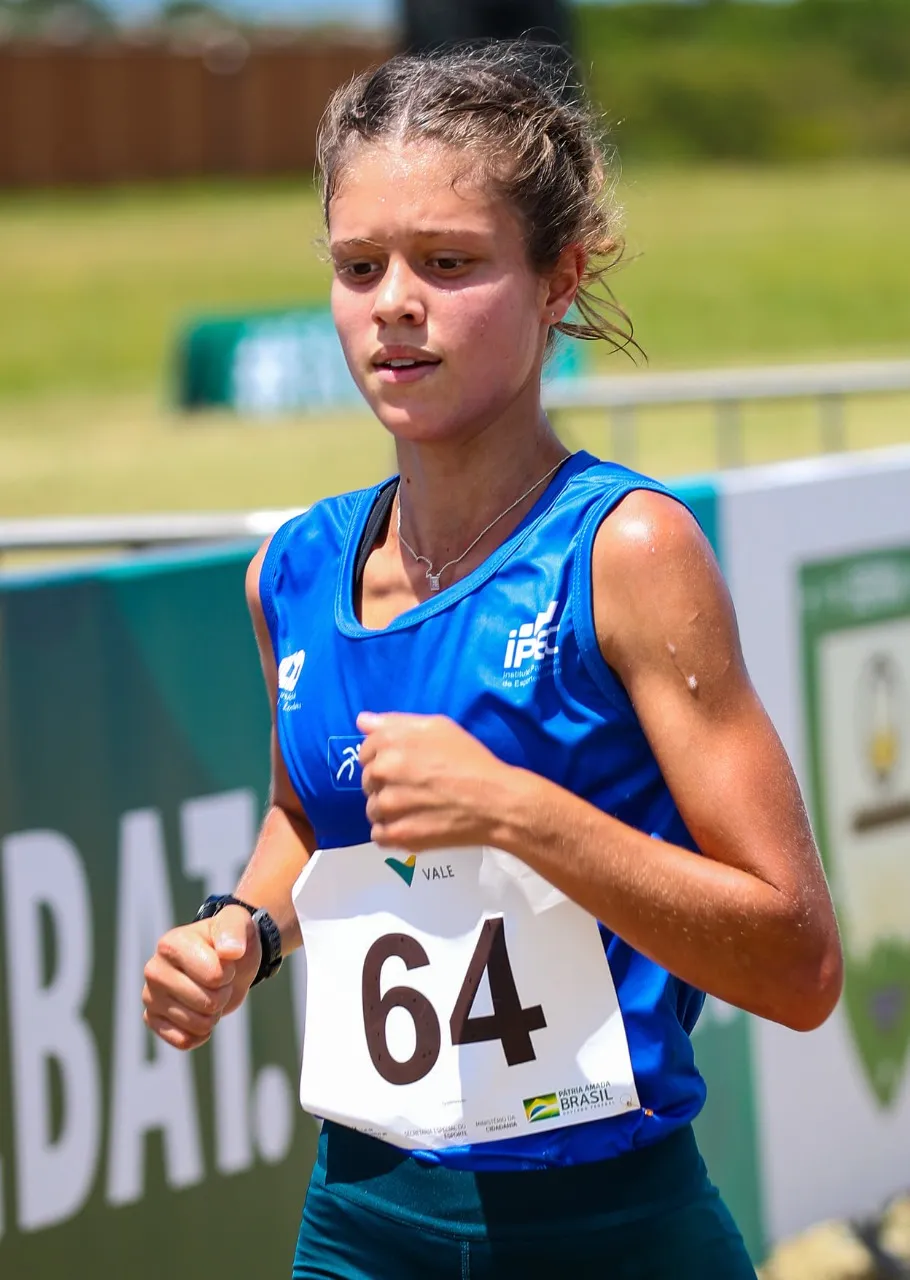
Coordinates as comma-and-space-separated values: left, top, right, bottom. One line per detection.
354, 480, 398, 587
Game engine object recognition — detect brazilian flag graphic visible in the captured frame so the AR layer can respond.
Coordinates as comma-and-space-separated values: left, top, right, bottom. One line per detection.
523, 1094, 561, 1123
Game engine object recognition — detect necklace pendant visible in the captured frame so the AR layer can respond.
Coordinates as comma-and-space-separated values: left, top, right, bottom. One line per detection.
427, 572, 442, 592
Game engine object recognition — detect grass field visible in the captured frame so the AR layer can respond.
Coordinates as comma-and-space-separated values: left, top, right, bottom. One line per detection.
1, 162, 908, 519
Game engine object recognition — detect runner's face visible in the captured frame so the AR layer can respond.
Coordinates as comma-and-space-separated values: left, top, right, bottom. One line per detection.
328, 140, 550, 444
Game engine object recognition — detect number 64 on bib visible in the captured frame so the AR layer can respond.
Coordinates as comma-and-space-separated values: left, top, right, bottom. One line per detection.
293, 843, 641, 1150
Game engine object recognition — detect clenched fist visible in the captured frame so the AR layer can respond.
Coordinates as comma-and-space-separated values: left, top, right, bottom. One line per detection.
142, 905, 261, 1051
357, 710, 517, 852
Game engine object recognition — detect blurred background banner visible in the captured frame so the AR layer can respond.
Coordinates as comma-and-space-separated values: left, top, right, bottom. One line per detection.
176, 305, 362, 414
802, 551, 910, 1110
0, 547, 317, 1273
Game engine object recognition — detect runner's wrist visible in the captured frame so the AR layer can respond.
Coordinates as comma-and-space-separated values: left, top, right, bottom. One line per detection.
486, 765, 547, 855
230, 883, 304, 955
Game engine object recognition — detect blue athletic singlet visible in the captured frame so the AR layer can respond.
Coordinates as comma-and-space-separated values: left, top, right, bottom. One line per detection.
260, 450, 708, 1172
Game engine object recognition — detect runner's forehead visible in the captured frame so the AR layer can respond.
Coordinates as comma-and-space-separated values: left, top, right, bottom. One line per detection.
328, 141, 512, 246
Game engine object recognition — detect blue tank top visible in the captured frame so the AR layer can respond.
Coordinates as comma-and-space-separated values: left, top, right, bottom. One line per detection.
260, 450, 707, 1171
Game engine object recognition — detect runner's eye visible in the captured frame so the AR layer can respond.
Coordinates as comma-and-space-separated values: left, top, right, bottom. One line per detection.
338, 261, 381, 281
430, 256, 468, 273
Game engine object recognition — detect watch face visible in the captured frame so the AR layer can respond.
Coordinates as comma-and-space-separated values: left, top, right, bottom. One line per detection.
196, 894, 253, 922
195, 894, 226, 920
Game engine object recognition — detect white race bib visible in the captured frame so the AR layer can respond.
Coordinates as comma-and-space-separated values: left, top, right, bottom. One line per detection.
292, 843, 640, 1150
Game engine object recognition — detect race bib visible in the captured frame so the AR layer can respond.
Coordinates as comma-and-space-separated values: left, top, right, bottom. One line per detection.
292, 843, 640, 1150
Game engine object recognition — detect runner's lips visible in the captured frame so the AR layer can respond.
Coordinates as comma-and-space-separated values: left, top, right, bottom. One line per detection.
371, 349, 442, 370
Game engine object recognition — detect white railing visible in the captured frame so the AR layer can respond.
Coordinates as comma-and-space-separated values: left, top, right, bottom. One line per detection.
544, 357, 910, 469
0, 509, 304, 556
2, 359, 908, 557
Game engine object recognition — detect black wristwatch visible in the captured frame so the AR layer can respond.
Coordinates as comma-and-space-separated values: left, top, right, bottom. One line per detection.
195, 894, 283, 987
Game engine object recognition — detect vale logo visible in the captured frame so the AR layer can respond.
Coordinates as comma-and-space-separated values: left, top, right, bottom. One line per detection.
385, 854, 416, 887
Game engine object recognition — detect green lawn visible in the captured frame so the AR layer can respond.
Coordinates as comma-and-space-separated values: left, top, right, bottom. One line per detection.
1, 163, 908, 519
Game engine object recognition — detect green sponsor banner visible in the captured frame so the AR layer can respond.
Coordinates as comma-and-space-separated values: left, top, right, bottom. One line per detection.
176, 306, 363, 415
801, 547, 910, 1109
0, 548, 316, 1275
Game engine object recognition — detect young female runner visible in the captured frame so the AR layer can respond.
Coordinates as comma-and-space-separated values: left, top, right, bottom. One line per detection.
142, 44, 842, 1279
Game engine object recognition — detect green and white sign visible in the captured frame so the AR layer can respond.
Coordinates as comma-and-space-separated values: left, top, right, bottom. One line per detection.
801, 548, 910, 1107
175, 306, 363, 415
174, 305, 590, 416
719, 446, 910, 1248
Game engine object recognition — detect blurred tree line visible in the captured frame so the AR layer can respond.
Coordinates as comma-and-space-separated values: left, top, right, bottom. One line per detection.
0, 0, 907, 162
577, 0, 910, 161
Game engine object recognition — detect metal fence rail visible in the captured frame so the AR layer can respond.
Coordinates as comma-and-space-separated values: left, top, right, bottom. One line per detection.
543, 358, 910, 470
2, 359, 908, 557
0, 510, 303, 556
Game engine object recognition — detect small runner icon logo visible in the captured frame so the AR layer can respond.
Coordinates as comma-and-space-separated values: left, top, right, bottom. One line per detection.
523, 1094, 561, 1123
385, 854, 416, 887
327, 735, 365, 790
336, 744, 361, 783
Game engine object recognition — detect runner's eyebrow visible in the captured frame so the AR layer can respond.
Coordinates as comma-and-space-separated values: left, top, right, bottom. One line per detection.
331, 238, 384, 251
331, 231, 484, 250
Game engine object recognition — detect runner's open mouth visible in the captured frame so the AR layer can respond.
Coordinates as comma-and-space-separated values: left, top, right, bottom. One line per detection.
374, 358, 441, 370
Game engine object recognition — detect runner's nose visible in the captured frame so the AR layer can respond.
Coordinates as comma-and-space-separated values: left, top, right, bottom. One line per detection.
372, 258, 426, 328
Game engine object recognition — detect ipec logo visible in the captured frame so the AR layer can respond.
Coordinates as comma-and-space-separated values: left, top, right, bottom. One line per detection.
504, 602, 560, 671
385, 854, 416, 887
523, 1093, 561, 1123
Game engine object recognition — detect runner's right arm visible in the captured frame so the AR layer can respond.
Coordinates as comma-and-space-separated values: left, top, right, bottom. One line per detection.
232, 536, 316, 946
142, 537, 316, 1051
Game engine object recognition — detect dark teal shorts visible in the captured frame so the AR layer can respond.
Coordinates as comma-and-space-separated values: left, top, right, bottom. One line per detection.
292, 1122, 757, 1279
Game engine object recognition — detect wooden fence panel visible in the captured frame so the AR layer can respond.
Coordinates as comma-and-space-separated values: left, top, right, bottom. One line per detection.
0, 39, 392, 187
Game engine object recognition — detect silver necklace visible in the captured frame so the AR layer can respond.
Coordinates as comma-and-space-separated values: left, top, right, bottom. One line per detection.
396, 458, 567, 592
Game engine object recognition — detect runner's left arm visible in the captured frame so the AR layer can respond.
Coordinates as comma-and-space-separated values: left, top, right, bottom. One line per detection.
497, 490, 843, 1031
357, 491, 843, 1032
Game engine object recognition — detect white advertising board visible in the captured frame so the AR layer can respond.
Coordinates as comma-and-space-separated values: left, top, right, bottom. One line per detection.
720, 444, 910, 1243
